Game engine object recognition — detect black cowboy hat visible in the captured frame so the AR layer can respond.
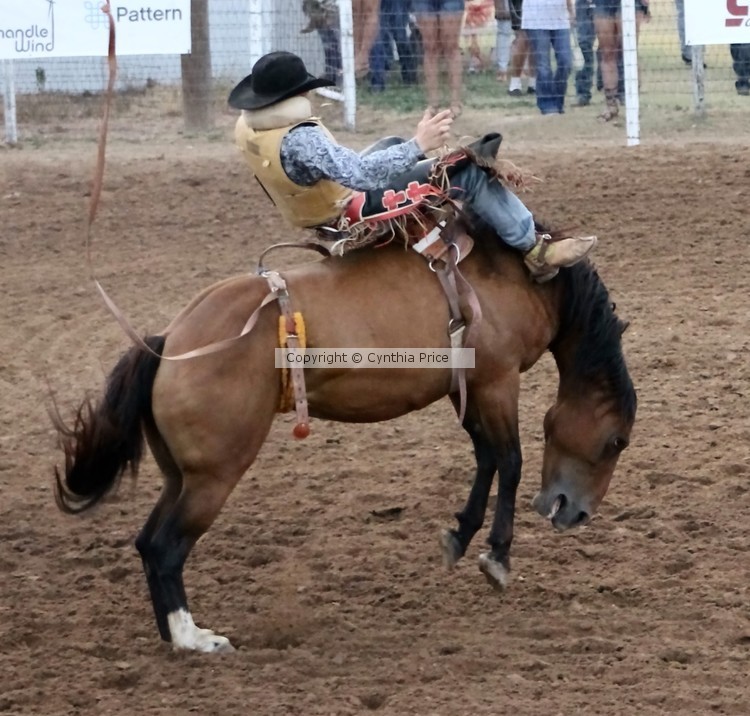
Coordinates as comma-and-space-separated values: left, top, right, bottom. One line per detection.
228, 51, 335, 110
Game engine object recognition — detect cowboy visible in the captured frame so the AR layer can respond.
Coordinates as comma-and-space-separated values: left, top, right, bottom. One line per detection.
229, 51, 595, 281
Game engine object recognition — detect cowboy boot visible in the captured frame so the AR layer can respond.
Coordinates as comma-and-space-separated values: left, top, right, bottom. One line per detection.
524, 233, 597, 282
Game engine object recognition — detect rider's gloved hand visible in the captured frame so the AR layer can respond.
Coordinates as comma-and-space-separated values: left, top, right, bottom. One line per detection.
414, 109, 454, 153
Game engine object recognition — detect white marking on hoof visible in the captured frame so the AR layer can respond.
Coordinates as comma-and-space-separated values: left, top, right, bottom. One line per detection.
478, 552, 510, 592
167, 609, 235, 653
439, 529, 463, 569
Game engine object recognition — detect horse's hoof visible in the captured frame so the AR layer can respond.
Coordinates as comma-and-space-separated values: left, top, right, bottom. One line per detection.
198, 628, 235, 653
174, 631, 235, 654
168, 610, 236, 653
209, 636, 236, 654
439, 529, 463, 569
478, 552, 509, 592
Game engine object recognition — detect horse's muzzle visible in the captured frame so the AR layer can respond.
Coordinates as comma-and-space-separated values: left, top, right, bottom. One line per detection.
532, 490, 591, 531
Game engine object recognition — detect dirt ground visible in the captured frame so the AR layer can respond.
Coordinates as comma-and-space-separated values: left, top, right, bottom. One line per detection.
1, 108, 749, 716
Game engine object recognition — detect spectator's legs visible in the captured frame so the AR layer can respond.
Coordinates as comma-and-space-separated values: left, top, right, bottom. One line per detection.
439, 12, 465, 113
594, 12, 620, 120
508, 30, 531, 94
527, 29, 556, 114
369, 26, 389, 90
574, 0, 595, 103
353, 0, 381, 77
731, 43, 750, 95
318, 26, 342, 85
416, 12, 441, 110
468, 32, 484, 73
415, 10, 464, 113
550, 28, 573, 113
388, 4, 418, 84
675, 0, 689, 63
496, 19, 513, 80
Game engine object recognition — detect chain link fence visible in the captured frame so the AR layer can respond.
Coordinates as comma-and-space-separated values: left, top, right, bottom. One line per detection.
2, 0, 747, 146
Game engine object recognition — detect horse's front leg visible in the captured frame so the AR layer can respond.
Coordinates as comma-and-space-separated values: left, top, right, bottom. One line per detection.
478, 437, 523, 591
440, 417, 498, 568
466, 376, 522, 591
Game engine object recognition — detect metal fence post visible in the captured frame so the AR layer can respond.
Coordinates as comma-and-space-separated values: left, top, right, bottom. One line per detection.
3, 59, 18, 146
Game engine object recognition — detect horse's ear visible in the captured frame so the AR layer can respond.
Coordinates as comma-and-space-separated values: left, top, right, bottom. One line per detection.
611, 302, 617, 312
619, 319, 630, 335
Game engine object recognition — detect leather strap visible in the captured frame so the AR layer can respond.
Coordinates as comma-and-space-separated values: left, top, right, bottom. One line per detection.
257, 241, 331, 274
263, 270, 310, 438
96, 279, 278, 362
423, 222, 483, 425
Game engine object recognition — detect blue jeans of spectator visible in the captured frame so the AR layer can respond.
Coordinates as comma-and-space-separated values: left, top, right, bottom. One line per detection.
527, 28, 573, 114
574, 0, 595, 101
731, 43, 750, 88
317, 26, 342, 84
370, 0, 418, 89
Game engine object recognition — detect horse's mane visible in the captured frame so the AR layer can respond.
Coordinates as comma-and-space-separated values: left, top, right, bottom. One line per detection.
553, 262, 637, 422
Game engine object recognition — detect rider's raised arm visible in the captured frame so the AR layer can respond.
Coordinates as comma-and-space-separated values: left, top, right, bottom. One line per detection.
281, 124, 423, 192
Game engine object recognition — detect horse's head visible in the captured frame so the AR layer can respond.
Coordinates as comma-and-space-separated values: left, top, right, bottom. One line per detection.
533, 386, 635, 530
534, 266, 637, 531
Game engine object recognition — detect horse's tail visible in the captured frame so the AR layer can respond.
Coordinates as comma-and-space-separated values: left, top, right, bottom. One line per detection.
53, 335, 166, 514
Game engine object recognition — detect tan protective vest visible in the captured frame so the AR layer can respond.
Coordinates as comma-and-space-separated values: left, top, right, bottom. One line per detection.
235, 115, 353, 229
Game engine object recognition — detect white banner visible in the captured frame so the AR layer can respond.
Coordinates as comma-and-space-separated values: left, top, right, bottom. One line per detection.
685, 0, 750, 45
0, 0, 191, 59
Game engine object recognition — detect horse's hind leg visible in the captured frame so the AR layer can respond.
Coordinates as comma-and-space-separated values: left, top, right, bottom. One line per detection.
138, 467, 247, 653
138, 400, 275, 653
135, 419, 183, 642
440, 415, 498, 568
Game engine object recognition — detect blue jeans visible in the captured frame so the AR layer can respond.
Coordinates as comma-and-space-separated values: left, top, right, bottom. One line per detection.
361, 140, 535, 251
370, 0, 418, 89
450, 164, 535, 250
527, 28, 573, 114
574, 0, 595, 101
731, 43, 750, 87
317, 26, 342, 84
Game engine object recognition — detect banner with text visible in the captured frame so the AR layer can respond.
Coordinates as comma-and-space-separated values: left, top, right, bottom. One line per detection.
0, 0, 191, 59
685, 0, 750, 45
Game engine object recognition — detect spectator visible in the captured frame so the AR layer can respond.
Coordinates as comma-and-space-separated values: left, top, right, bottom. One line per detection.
674, 0, 690, 64
507, 0, 537, 96
674, 0, 706, 69
354, 0, 381, 78
575, 0, 623, 105
731, 43, 750, 96
593, 0, 648, 121
413, 0, 466, 117
574, 0, 595, 105
464, 0, 495, 74
522, 0, 574, 115
369, 0, 419, 91
301, 0, 342, 84
494, 0, 513, 81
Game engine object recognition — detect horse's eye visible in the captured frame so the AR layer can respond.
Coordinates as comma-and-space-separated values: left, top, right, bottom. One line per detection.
603, 436, 628, 459
612, 436, 629, 453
